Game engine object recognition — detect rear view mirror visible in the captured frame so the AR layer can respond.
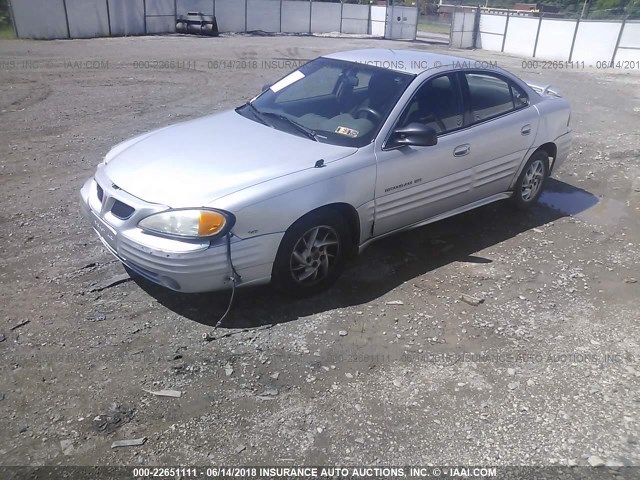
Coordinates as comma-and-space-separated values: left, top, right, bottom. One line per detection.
392, 123, 438, 147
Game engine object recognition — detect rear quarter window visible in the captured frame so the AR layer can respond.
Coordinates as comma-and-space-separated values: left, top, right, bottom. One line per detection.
512, 83, 529, 109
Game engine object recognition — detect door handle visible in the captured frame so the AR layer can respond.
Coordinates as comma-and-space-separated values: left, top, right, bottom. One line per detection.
521, 124, 532, 136
453, 144, 471, 157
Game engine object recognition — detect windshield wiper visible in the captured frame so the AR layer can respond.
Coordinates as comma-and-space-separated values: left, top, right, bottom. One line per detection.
261, 112, 318, 142
236, 102, 270, 127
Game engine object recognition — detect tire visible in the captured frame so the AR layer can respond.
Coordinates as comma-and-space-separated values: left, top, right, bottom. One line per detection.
272, 209, 351, 297
511, 150, 549, 210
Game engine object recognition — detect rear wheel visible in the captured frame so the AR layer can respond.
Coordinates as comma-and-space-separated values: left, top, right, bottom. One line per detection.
512, 150, 549, 209
273, 210, 350, 297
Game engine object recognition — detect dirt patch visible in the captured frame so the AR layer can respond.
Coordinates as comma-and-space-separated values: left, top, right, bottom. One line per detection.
0, 34, 639, 467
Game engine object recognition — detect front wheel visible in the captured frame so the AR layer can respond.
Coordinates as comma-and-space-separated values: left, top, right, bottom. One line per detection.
272, 210, 350, 297
512, 151, 549, 209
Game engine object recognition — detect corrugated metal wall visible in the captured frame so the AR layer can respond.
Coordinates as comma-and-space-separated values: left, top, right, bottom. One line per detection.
10, 0, 392, 40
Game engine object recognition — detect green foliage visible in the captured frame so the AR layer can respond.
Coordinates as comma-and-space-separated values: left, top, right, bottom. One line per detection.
0, 0, 10, 27
479, 0, 638, 17
627, 0, 640, 16
587, 0, 640, 18
0, 24, 15, 38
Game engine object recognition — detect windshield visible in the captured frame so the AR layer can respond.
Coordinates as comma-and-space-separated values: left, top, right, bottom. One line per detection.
237, 57, 414, 147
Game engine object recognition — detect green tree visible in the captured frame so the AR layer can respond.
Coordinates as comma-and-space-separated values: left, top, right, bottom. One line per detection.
590, 0, 624, 16
0, 0, 9, 26
482, 0, 637, 17
627, 0, 640, 16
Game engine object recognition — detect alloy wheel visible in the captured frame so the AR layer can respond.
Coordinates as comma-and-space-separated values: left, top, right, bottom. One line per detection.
289, 225, 340, 285
521, 159, 545, 202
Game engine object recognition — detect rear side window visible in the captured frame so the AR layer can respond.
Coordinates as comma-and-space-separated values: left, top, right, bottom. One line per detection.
512, 83, 529, 109
464, 73, 529, 123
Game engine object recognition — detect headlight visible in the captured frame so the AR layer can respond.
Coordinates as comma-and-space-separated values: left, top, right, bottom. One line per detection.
138, 208, 233, 239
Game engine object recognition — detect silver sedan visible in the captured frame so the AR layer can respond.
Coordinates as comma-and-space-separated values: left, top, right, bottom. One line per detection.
80, 49, 572, 296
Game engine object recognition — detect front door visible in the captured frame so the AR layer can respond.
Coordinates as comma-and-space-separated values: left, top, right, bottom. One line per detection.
373, 72, 476, 236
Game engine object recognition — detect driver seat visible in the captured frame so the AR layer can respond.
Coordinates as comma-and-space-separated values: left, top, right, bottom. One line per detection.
407, 84, 452, 133
357, 73, 398, 115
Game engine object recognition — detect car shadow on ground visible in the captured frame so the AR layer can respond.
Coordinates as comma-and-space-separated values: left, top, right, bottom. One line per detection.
133, 178, 598, 329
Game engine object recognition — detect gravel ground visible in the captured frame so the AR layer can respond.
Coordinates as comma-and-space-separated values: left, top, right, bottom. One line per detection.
0, 33, 639, 468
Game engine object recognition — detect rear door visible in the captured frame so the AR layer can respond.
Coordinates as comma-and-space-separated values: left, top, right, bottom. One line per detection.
459, 71, 539, 201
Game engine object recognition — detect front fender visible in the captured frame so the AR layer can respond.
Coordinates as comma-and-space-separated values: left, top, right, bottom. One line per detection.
218, 147, 377, 241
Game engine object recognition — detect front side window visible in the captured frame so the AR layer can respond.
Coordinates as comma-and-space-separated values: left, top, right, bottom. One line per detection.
396, 73, 464, 135
464, 72, 529, 123
237, 57, 414, 147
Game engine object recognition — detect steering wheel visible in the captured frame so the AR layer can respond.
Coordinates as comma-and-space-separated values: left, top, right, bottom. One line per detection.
354, 107, 382, 123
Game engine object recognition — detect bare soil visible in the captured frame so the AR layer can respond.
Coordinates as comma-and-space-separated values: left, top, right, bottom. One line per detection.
0, 34, 639, 467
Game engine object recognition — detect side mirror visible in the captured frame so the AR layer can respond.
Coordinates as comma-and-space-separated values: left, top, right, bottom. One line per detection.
262, 83, 271, 92
391, 123, 438, 147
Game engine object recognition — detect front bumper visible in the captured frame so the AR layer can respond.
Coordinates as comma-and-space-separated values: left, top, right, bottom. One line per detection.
79, 175, 283, 293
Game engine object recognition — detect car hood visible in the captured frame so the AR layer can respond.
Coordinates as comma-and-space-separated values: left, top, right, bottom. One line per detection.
101, 110, 357, 207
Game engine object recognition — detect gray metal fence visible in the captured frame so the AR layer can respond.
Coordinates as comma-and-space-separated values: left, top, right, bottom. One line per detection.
450, 7, 640, 64
10, 0, 387, 39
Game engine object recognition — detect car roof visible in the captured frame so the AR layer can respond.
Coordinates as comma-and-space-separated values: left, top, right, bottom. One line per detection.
322, 49, 480, 76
